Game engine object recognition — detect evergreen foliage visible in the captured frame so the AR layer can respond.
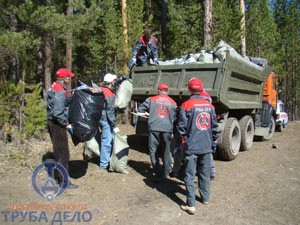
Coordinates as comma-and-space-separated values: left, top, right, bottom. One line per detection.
0, 81, 46, 139
212, 0, 242, 50
127, 0, 145, 57
273, 0, 300, 120
0, 30, 39, 83
166, 0, 202, 58
0, 0, 299, 139
245, 0, 279, 61
23, 83, 46, 138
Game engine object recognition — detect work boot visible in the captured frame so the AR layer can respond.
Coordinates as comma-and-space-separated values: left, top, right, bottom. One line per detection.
67, 182, 79, 189
180, 205, 196, 215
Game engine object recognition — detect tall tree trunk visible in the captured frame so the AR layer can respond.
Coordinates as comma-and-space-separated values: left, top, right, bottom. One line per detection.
44, 37, 52, 97
240, 0, 246, 57
145, 0, 152, 24
9, 12, 19, 82
201, 0, 213, 49
36, 46, 43, 84
66, 2, 73, 89
121, 0, 129, 74
292, 59, 297, 120
161, 0, 167, 58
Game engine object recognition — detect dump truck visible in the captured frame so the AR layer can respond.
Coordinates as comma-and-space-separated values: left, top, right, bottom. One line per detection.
130, 50, 277, 161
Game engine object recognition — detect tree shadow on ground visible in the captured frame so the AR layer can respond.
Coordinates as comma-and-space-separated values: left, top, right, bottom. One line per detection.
128, 159, 186, 206
41, 151, 88, 179
68, 160, 88, 179
127, 134, 148, 154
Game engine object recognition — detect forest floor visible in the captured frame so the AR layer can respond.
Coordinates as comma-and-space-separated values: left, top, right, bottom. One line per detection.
0, 121, 300, 225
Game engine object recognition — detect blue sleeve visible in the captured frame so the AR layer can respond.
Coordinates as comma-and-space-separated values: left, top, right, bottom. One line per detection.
138, 98, 150, 113
176, 106, 188, 138
132, 39, 143, 59
151, 37, 159, 59
211, 109, 219, 141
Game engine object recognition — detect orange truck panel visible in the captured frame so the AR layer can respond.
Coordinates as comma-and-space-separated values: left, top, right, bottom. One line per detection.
263, 72, 277, 110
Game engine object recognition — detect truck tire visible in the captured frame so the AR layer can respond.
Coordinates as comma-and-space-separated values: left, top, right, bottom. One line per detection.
262, 116, 275, 141
276, 123, 282, 132
239, 116, 254, 151
219, 117, 241, 161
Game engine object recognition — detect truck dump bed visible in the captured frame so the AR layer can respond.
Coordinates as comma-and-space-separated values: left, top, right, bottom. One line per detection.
131, 51, 272, 110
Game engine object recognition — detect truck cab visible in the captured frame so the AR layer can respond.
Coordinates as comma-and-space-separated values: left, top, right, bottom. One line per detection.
276, 100, 288, 131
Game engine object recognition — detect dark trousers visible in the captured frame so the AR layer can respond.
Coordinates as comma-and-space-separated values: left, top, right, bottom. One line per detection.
47, 120, 70, 174
148, 130, 172, 177
137, 55, 151, 66
184, 153, 211, 206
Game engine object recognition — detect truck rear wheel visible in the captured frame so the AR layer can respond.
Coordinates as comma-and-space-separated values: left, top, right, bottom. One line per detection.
239, 116, 254, 151
219, 117, 241, 161
262, 116, 275, 141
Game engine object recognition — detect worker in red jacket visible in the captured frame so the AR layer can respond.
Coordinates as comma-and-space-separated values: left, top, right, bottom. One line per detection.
129, 27, 159, 68
99, 73, 119, 171
138, 84, 177, 178
176, 78, 218, 214
46, 68, 78, 189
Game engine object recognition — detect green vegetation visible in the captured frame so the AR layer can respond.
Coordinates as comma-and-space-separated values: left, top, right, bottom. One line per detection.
0, 0, 299, 140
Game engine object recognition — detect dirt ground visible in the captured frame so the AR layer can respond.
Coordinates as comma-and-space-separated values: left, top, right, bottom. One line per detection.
0, 121, 300, 225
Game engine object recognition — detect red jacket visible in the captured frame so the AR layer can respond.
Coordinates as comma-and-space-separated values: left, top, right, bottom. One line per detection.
100, 86, 116, 126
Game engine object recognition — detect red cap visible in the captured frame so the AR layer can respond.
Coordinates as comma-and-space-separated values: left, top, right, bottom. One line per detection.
200, 89, 212, 103
158, 83, 169, 91
188, 78, 203, 92
201, 89, 211, 98
56, 68, 75, 78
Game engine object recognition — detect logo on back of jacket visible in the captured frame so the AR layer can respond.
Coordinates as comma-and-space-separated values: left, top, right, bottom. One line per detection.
156, 106, 170, 118
196, 112, 211, 130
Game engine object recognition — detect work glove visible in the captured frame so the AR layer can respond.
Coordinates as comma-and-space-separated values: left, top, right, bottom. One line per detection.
66, 124, 73, 135
113, 127, 120, 134
212, 142, 217, 153
129, 59, 136, 69
154, 59, 159, 65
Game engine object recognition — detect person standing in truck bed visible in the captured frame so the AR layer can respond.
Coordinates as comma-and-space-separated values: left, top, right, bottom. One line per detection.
129, 27, 159, 68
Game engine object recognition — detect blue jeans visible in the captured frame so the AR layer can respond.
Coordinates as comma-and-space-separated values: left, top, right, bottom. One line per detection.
172, 142, 183, 176
210, 153, 216, 178
99, 120, 114, 169
184, 153, 211, 206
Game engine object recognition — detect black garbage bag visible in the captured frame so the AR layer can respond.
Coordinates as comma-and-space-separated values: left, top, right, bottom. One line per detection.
69, 88, 105, 146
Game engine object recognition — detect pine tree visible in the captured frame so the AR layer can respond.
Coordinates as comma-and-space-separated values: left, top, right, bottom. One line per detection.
166, 0, 202, 58
245, 0, 279, 60
23, 83, 46, 139
127, 0, 144, 61
212, 0, 243, 51
273, 0, 300, 120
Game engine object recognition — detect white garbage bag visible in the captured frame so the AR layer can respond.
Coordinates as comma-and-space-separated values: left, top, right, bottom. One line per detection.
115, 79, 133, 109
83, 133, 100, 160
